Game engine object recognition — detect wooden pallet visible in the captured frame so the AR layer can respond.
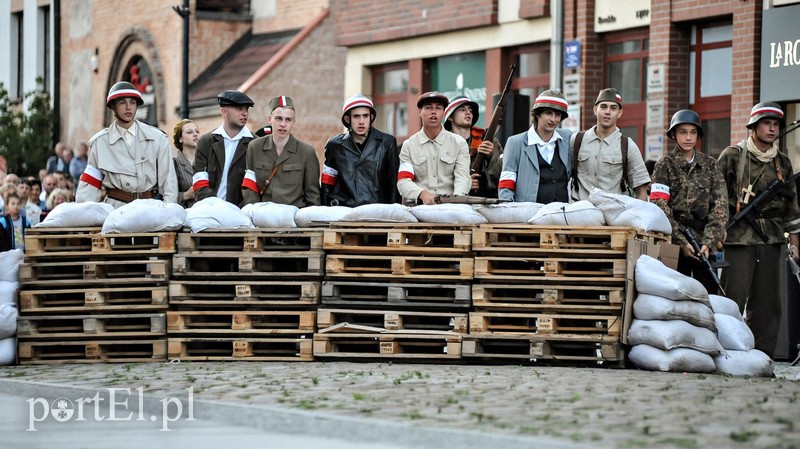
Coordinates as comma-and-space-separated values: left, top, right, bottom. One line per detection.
167, 311, 315, 335
320, 281, 470, 310
473, 256, 626, 283
24, 228, 176, 257
169, 280, 319, 308
18, 339, 167, 364
167, 337, 313, 361
472, 283, 624, 310
323, 227, 471, 255
326, 254, 473, 280
461, 334, 623, 364
472, 225, 640, 256
313, 333, 461, 360
19, 258, 170, 285
317, 308, 468, 333
19, 286, 169, 313
469, 311, 621, 336
172, 251, 325, 277
17, 313, 166, 339
177, 229, 323, 252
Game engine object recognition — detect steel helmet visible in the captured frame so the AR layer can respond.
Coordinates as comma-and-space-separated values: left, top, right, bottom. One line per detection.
667, 109, 704, 139
442, 95, 479, 131
341, 94, 376, 128
532, 89, 569, 120
106, 81, 143, 109
747, 101, 785, 129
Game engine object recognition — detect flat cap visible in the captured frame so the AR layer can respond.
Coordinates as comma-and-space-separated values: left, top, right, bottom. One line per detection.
217, 90, 254, 107
269, 95, 295, 111
416, 91, 449, 109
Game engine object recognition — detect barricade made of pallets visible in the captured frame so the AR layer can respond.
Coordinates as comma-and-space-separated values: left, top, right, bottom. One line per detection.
177, 229, 323, 253
168, 279, 319, 308
323, 226, 471, 255
24, 228, 176, 258
166, 310, 315, 335
172, 251, 325, 277
19, 258, 170, 286
461, 334, 624, 365
167, 337, 313, 361
473, 256, 626, 283
317, 308, 468, 334
468, 311, 622, 336
313, 332, 462, 360
17, 313, 166, 339
472, 283, 625, 310
18, 339, 167, 364
325, 254, 473, 281
19, 285, 169, 313
320, 281, 470, 310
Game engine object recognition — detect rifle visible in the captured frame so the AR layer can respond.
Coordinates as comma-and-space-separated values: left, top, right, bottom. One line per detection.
434, 194, 510, 205
471, 65, 517, 175
680, 226, 725, 295
727, 171, 800, 242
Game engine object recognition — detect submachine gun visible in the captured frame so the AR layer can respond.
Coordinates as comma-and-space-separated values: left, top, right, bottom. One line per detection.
726, 171, 800, 243
679, 226, 725, 295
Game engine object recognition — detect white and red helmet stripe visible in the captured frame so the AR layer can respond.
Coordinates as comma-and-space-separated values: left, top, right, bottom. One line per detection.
750, 106, 784, 118
535, 96, 568, 110
106, 89, 143, 104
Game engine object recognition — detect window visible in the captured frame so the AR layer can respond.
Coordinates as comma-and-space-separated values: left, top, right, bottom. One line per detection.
689, 22, 732, 158
510, 45, 550, 112
372, 64, 409, 140
604, 30, 649, 146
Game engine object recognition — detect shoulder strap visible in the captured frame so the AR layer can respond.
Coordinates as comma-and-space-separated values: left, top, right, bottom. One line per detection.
620, 134, 629, 191
570, 131, 585, 186
734, 144, 748, 213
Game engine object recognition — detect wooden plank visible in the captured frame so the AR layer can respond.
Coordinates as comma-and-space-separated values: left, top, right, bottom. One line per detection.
17, 313, 166, 339
469, 311, 622, 336
19, 286, 169, 313
177, 229, 323, 252
18, 339, 167, 364
168, 280, 319, 308
472, 283, 624, 311
325, 254, 473, 281
316, 308, 468, 334
473, 256, 626, 283
19, 258, 170, 285
323, 227, 471, 255
167, 311, 315, 335
172, 251, 325, 277
167, 337, 313, 361
313, 333, 461, 360
320, 281, 470, 310
461, 334, 624, 365
24, 229, 176, 258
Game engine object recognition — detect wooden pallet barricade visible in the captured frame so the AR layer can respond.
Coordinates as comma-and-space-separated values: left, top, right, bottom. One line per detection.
325, 254, 473, 281
19, 258, 170, 285
167, 337, 313, 361
19, 285, 169, 313
469, 311, 621, 336
472, 283, 624, 310
177, 229, 323, 253
313, 333, 461, 360
172, 251, 325, 277
461, 334, 623, 365
473, 256, 626, 283
317, 308, 467, 334
169, 280, 319, 308
321, 281, 470, 310
18, 339, 167, 364
323, 227, 471, 255
24, 228, 176, 258
17, 313, 166, 339
167, 310, 315, 335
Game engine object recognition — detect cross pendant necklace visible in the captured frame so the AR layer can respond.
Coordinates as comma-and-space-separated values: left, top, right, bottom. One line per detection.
741, 184, 755, 204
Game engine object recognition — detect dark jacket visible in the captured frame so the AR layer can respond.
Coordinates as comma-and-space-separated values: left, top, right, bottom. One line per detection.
321, 128, 399, 206
194, 132, 253, 207
0, 215, 30, 252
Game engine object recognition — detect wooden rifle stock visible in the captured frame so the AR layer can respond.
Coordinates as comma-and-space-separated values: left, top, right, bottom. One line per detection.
471, 64, 517, 174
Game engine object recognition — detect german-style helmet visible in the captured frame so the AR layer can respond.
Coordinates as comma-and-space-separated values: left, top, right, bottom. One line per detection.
667, 109, 703, 139
341, 94, 376, 128
106, 81, 143, 109
532, 89, 569, 120
747, 101, 784, 129
443, 95, 479, 131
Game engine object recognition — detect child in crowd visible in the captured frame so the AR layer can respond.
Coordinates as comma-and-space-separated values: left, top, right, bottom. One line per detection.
0, 191, 30, 252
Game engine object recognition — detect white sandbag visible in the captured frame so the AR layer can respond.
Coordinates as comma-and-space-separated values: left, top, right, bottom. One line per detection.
588, 188, 672, 234
184, 197, 255, 233
0, 304, 17, 339
714, 313, 755, 351
295, 206, 352, 227
635, 254, 710, 303
709, 294, 744, 321
242, 202, 298, 228
714, 349, 773, 377
0, 337, 14, 365
101, 199, 186, 233
35, 201, 115, 228
627, 319, 722, 355
527, 200, 606, 226
0, 281, 18, 305
474, 202, 543, 224
0, 249, 23, 282
629, 344, 716, 373
342, 203, 418, 223
634, 293, 716, 331
410, 204, 488, 225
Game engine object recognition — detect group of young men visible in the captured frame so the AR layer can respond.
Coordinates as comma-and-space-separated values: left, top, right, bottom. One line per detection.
75, 80, 800, 358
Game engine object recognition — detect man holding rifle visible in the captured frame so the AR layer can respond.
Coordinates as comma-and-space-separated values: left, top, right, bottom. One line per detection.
717, 101, 800, 358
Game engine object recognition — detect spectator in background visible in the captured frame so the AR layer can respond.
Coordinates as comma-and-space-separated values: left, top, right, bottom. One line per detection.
28, 178, 43, 212
45, 142, 68, 174
0, 183, 17, 214
16, 180, 41, 226
3, 174, 19, 186
70, 142, 89, 183
53, 171, 69, 190
46, 188, 73, 211
38, 169, 47, 183
0, 191, 30, 252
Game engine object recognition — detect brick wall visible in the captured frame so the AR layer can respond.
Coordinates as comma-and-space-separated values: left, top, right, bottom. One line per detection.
331, 0, 497, 47
564, 0, 604, 131
252, 0, 327, 34
731, 0, 763, 143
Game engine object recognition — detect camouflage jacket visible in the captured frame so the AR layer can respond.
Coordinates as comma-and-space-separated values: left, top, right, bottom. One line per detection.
717, 139, 800, 245
651, 147, 728, 249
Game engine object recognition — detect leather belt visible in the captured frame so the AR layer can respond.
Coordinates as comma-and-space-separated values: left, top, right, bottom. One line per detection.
106, 188, 155, 203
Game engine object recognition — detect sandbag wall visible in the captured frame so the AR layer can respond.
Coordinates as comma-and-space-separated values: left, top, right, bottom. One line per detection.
16, 227, 173, 364
167, 229, 322, 361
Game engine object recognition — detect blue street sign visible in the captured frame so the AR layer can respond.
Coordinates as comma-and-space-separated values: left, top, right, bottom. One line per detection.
565, 40, 581, 69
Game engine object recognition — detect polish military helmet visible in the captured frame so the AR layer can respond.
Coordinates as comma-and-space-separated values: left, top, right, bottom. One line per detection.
747, 101, 785, 129
532, 89, 569, 120
341, 94, 376, 128
667, 109, 704, 139
106, 81, 143, 109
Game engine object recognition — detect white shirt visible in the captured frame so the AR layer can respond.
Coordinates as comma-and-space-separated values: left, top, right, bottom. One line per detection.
526, 127, 562, 164
211, 124, 253, 200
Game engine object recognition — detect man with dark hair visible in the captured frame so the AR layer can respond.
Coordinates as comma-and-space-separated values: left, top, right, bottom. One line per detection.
321, 94, 399, 206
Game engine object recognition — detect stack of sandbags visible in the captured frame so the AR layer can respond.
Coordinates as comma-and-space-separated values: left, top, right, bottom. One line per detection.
472, 202, 543, 224
527, 200, 606, 226
410, 204, 487, 225
0, 249, 22, 365
34, 201, 114, 228
628, 254, 720, 373
294, 205, 352, 227
102, 199, 186, 233
341, 203, 418, 223
588, 188, 672, 234
184, 197, 254, 232
709, 294, 773, 377
242, 202, 299, 228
